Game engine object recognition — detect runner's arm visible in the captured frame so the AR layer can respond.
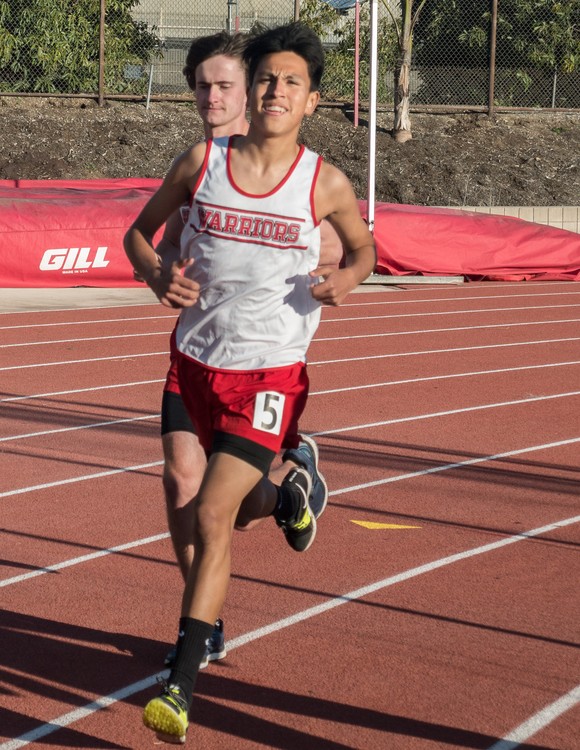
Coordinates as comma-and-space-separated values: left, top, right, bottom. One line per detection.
311, 164, 376, 306
124, 144, 204, 308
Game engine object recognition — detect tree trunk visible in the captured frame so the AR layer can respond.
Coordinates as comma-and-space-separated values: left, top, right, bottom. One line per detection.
393, 46, 412, 143
393, 1, 414, 143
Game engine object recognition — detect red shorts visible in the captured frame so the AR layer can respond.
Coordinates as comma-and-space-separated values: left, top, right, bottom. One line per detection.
177, 354, 309, 455
163, 325, 181, 395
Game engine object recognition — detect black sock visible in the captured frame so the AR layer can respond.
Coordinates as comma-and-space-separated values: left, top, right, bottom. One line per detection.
274, 478, 299, 522
169, 617, 214, 709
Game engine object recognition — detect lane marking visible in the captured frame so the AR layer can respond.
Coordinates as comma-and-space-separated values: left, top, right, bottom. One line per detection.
2, 513, 579, 749
0, 351, 167, 371
2, 332, 170, 348
0, 460, 163, 501
0, 379, 164, 403
2, 436, 578, 567
0, 290, 580, 334
351, 521, 420, 529
319, 303, 580, 324
1, 303, 579, 335
314, 318, 580, 343
313, 390, 580, 436
330, 436, 580, 496
311, 360, 580, 397
0, 314, 174, 330
0, 414, 160, 443
486, 683, 580, 750
3, 360, 580, 405
3, 336, 578, 372
311, 337, 580, 366
0, 532, 169, 588
0, 303, 160, 317
3, 390, 579, 444
337, 290, 580, 307
1, 285, 576, 326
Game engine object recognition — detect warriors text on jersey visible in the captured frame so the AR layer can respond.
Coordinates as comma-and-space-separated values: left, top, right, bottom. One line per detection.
176, 136, 323, 371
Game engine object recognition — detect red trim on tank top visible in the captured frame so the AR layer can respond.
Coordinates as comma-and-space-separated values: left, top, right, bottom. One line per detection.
310, 155, 323, 226
190, 139, 212, 206
226, 137, 306, 198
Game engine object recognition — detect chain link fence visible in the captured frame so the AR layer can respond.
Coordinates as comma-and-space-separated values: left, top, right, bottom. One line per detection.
0, 0, 578, 109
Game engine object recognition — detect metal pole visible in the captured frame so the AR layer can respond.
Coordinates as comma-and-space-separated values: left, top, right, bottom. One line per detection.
294, 0, 300, 21
227, 0, 235, 32
354, 1, 360, 128
367, 0, 378, 232
146, 64, 154, 109
488, 0, 498, 115
98, 0, 106, 106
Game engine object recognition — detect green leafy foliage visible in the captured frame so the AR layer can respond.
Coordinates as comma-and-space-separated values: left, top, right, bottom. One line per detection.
412, 0, 579, 106
0, 0, 161, 94
300, 0, 399, 101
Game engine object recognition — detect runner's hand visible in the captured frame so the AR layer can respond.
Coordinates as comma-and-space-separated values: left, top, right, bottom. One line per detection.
309, 266, 357, 307
146, 259, 200, 309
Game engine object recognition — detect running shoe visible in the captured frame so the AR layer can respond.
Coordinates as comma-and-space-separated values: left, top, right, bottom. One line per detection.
164, 619, 226, 670
275, 467, 316, 552
283, 434, 328, 519
143, 679, 188, 744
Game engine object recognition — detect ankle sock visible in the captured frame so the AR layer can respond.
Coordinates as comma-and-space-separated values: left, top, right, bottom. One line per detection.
274, 473, 300, 522
169, 617, 215, 708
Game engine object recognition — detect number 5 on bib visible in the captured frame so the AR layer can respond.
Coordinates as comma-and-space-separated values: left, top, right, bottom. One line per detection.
253, 392, 286, 435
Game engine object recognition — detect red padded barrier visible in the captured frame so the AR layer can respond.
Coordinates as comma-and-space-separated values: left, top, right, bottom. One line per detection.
0, 180, 577, 286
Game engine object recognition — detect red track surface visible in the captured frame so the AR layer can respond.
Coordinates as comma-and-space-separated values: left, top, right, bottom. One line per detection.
1, 281, 579, 750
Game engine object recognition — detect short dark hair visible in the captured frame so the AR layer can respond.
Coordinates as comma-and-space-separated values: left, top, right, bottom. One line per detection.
183, 32, 248, 90
243, 22, 324, 92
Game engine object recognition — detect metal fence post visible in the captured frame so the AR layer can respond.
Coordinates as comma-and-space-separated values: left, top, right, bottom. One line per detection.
99, 0, 106, 106
488, 0, 498, 115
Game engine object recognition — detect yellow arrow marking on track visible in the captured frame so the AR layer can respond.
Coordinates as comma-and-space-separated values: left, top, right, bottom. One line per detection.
351, 521, 420, 530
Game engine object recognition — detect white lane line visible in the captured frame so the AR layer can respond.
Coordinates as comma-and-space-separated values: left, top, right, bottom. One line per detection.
0, 461, 163, 500
320, 303, 580, 323
486, 683, 580, 750
0, 379, 164, 403
4, 336, 578, 373
338, 290, 580, 307
314, 318, 580, 343
3, 390, 580, 445
2, 513, 579, 750
310, 337, 580, 366
3, 359, 580, 406
0, 314, 173, 330
312, 391, 580, 436
330, 436, 580, 497
2, 292, 579, 333
0, 533, 170, 587
0, 352, 167, 372
2, 434, 578, 543
0, 303, 160, 317
2, 331, 170, 348
312, 360, 580, 396
0, 414, 160, 443
1, 303, 578, 335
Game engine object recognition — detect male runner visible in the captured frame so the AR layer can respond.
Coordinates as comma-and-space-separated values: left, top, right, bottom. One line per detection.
125, 22, 375, 744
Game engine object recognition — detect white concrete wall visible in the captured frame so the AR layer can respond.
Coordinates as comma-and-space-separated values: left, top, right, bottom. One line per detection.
460, 206, 580, 235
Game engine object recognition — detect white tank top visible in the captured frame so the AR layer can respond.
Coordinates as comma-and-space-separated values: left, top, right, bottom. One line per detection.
176, 136, 323, 371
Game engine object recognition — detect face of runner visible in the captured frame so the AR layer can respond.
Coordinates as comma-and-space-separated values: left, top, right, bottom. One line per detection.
194, 54, 249, 138
249, 51, 320, 138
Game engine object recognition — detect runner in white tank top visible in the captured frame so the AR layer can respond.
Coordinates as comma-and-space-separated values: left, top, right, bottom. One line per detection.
124, 23, 376, 745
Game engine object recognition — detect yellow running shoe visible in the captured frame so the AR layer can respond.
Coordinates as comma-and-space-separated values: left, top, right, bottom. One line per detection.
143, 680, 188, 744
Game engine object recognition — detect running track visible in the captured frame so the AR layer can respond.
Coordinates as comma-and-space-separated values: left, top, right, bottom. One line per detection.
1, 281, 579, 750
